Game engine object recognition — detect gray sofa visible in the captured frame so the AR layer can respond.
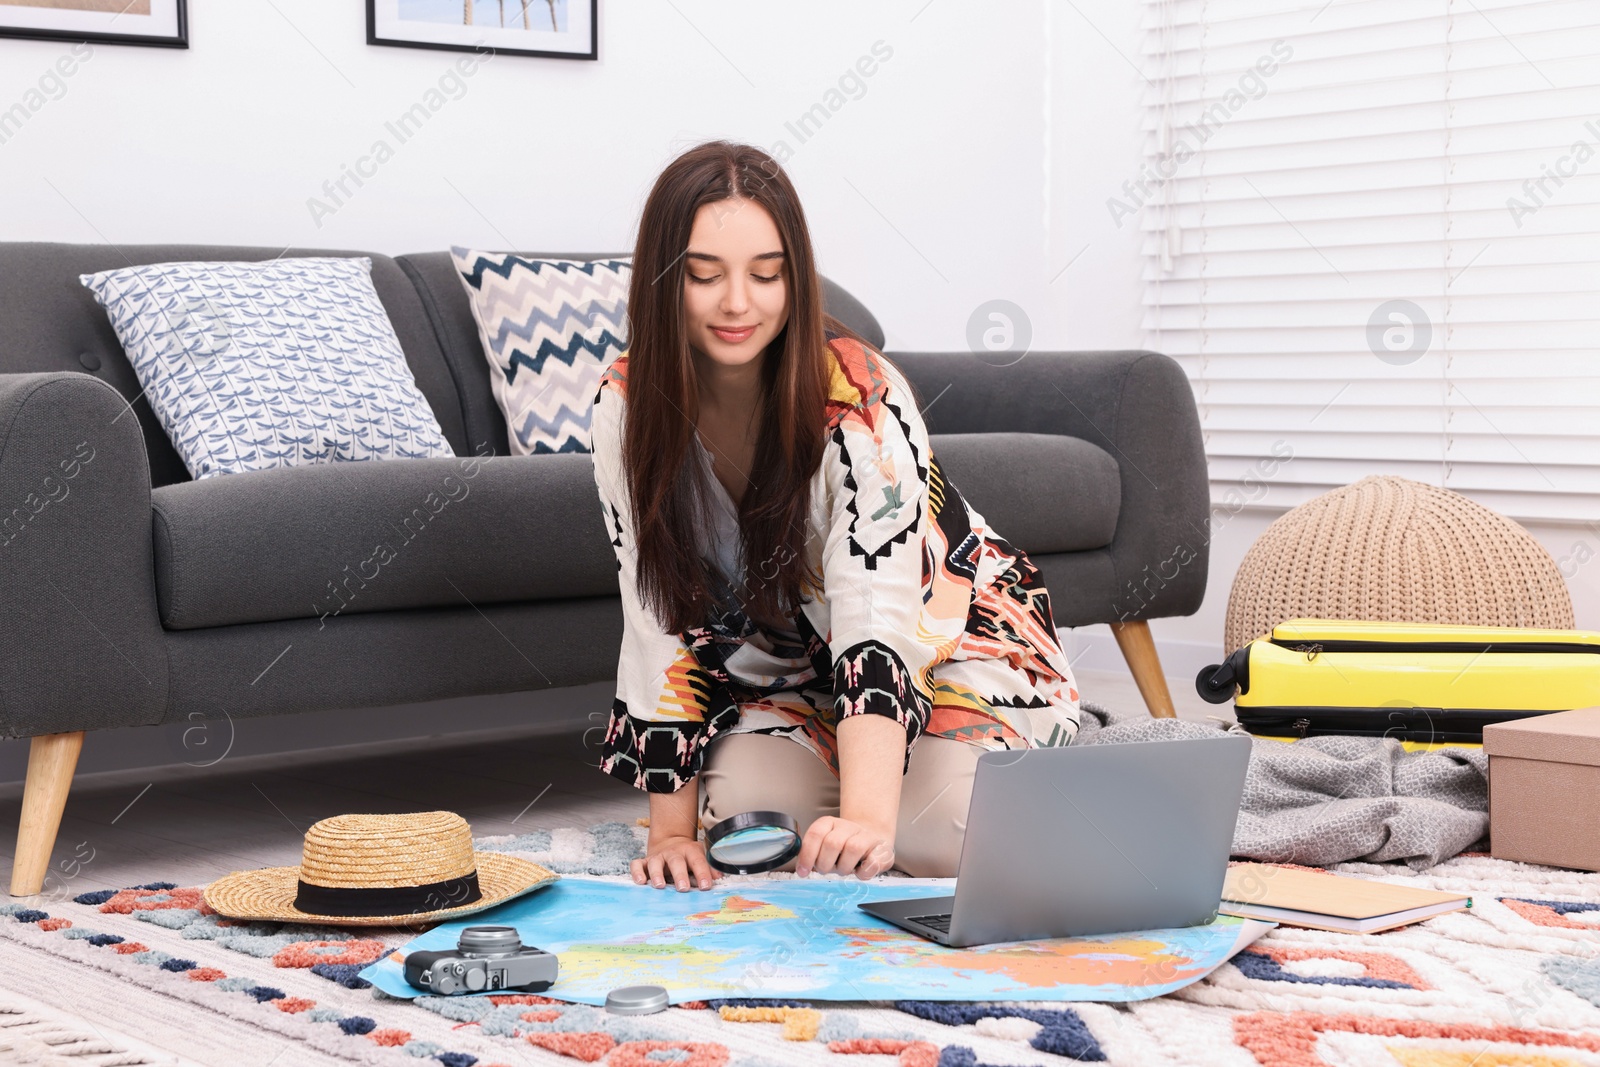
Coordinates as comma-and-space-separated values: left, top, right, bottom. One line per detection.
0, 242, 1209, 896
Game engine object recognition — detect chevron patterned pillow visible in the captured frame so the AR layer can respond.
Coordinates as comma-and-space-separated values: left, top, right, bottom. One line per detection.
450, 248, 630, 455
81, 256, 455, 480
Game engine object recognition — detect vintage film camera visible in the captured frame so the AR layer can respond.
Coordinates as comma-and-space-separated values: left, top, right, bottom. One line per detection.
404, 925, 558, 995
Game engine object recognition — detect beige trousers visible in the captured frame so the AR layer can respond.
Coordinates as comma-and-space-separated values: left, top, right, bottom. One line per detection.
699, 731, 983, 877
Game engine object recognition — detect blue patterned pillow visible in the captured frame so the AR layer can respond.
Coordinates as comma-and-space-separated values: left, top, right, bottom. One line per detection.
81, 257, 454, 479
451, 248, 629, 454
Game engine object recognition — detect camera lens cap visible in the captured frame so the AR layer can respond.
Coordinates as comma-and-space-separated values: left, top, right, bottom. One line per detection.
605, 985, 670, 1015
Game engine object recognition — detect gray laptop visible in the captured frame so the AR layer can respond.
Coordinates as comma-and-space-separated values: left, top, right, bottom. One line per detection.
859, 735, 1252, 947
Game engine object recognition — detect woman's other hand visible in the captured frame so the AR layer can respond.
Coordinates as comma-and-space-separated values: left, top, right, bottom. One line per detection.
795, 816, 895, 880
632, 834, 718, 891
634, 781, 716, 890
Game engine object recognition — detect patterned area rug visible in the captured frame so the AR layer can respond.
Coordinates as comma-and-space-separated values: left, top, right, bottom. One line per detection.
0, 987, 186, 1066
0, 823, 1597, 1066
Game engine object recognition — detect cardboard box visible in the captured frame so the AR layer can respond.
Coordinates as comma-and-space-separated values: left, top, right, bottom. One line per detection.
1483, 706, 1600, 872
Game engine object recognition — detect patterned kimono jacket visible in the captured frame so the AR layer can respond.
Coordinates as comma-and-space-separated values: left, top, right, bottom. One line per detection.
592, 335, 1080, 794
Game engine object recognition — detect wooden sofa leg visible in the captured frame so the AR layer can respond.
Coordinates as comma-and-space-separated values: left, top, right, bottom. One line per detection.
1110, 621, 1178, 719
10, 731, 83, 897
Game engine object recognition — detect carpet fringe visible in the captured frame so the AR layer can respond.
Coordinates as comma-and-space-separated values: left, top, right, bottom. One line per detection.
0, 999, 165, 1066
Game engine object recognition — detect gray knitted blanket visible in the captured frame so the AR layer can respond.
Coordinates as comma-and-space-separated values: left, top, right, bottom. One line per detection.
1075, 702, 1489, 869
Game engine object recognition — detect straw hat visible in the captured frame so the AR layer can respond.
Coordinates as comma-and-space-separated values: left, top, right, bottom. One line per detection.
204, 811, 556, 927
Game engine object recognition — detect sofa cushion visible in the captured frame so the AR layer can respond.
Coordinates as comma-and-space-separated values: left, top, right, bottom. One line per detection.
450, 249, 630, 455
397, 250, 889, 457
82, 257, 456, 480
151, 453, 616, 630
151, 432, 1115, 632
930, 433, 1120, 554
0, 243, 466, 489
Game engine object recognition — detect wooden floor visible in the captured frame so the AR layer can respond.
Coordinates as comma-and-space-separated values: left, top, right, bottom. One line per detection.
0, 667, 1220, 897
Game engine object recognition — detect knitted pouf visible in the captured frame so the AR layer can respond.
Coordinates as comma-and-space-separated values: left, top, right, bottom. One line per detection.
1224, 475, 1573, 654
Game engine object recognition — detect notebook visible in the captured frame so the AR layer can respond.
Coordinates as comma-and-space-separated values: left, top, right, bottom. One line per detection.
1219, 863, 1471, 934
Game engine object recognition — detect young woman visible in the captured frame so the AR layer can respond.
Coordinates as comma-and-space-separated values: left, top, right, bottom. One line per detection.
592, 141, 1080, 891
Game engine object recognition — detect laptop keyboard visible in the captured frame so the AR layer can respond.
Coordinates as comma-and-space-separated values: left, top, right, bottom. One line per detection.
907, 913, 952, 933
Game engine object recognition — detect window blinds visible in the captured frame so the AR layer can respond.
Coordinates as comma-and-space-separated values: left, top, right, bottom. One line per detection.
1138, 0, 1600, 522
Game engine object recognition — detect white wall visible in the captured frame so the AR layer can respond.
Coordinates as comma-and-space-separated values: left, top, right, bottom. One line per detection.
1, 0, 1087, 354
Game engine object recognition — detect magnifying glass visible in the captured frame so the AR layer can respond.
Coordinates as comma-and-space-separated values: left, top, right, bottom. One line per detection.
704, 811, 802, 874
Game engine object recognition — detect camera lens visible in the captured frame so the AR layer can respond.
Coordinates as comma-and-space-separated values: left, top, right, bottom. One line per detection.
459, 926, 522, 955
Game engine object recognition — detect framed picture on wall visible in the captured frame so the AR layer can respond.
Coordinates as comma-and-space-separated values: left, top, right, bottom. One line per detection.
368, 0, 597, 60
0, 0, 187, 48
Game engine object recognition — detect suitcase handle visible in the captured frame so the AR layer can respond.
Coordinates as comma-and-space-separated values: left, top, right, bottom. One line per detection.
1195, 646, 1251, 704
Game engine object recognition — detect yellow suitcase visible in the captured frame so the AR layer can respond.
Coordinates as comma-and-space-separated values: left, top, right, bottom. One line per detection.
1195, 618, 1600, 742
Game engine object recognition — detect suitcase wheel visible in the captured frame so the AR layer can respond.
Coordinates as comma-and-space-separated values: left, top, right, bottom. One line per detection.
1195, 647, 1251, 704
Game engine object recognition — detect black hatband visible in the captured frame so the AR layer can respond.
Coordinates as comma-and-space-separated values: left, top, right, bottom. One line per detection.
293, 871, 482, 917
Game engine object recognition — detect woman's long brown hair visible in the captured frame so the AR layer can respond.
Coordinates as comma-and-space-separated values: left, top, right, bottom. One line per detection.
625, 141, 845, 634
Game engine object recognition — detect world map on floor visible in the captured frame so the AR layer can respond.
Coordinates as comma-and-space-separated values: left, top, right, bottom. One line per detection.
361, 878, 1270, 1004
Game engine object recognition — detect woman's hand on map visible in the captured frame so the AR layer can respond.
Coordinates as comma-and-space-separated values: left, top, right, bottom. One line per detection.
633, 834, 719, 891
795, 816, 896, 880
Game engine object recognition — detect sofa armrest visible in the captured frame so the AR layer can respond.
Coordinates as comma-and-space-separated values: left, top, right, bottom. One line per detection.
888, 350, 1210, 623
0, 372, 167, 738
